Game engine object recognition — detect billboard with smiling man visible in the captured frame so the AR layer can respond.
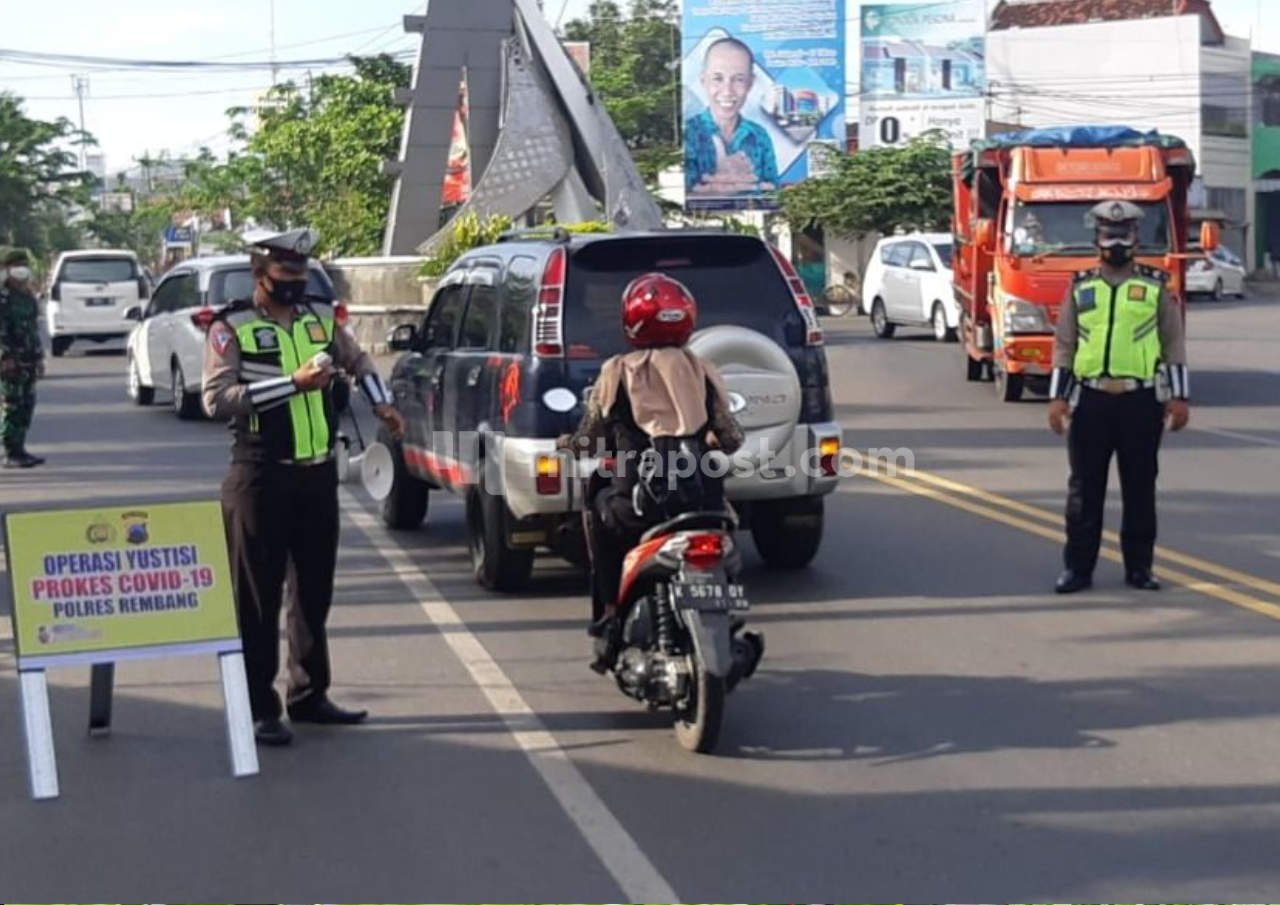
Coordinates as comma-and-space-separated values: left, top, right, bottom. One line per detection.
682, 0, 846, 212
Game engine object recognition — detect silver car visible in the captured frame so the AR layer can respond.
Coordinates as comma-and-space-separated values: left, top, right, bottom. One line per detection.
124, 256, 340, 418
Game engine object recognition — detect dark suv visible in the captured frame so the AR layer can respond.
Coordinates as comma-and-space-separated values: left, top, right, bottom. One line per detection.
383, 229, 843, 591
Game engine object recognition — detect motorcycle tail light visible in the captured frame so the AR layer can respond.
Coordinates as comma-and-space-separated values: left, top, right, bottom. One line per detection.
684, 533, 724, 570
535, 454, 561, 495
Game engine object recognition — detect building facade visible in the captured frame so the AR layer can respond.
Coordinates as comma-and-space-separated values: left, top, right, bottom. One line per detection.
986, 0, 1255, 265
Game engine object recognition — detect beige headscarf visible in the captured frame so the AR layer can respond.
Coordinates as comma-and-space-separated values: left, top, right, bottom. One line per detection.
594, 347, 730, 438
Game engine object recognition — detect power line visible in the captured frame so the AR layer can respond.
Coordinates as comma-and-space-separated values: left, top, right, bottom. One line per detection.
0, 47, 413, 72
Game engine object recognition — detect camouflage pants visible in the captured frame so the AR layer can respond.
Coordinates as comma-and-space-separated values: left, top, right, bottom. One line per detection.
1, 374, 36, 454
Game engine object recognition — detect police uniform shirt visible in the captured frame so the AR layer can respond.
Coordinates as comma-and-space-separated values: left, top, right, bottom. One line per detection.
202, 301, 388, 434
1052, 264, 1188, 397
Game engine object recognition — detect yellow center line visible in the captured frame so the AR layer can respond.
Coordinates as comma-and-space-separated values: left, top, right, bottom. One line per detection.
860, 466, 1280, 621
873, 462, 1280, 600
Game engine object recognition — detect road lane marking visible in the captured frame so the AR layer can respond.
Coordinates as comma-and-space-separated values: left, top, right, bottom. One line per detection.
871, 462, 1280, 601
860, 466, 1280, 621
340, 489, 678, 902
1194, 426, 1280, 449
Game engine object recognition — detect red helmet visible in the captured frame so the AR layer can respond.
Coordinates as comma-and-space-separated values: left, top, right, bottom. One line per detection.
621, 273, 697, 348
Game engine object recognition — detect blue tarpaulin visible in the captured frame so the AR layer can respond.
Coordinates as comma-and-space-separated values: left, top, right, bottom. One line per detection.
982, 125, 1187, 149
961, 125, 1194, 184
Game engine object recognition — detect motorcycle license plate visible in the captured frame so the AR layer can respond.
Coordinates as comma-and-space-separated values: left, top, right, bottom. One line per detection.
670, 581, 749, 612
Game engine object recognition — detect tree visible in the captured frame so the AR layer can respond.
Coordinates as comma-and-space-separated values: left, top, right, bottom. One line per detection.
564, 0, 681, 184
0, 93, 93, 256
84, 198, 178, 266
203, 54, 411, 257
780, 134, 954, 238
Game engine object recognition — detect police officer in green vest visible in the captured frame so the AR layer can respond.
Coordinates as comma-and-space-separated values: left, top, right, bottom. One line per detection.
1048, 200, 1190, 595
203, 227, 406, 746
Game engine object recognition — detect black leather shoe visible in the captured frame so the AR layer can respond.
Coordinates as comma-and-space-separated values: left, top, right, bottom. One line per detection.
2, 452, 41, 469
1055, 569, 1093, 594
287, 696, 368, 725
1126, 571, 1161, 591
254, 717, 293, 746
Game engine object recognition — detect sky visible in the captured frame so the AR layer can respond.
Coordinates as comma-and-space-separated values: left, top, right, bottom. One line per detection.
1, 0, 1272, 174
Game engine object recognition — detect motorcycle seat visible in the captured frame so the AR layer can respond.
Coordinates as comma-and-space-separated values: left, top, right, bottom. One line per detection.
640, 510, 738, 544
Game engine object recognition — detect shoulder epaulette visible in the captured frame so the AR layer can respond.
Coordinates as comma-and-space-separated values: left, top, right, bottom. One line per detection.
1072, 266, 1101, 283
1133, 263, 1169, 284
213, 298, 254, 322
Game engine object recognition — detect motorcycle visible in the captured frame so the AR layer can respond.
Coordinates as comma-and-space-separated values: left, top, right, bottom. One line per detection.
583, 459, 765, 753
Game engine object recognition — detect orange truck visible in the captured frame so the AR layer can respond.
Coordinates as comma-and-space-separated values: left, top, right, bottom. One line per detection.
951, 126, 1216, 402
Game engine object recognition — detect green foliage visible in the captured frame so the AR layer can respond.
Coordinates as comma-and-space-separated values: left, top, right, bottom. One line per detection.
564, 0, 680, 186
781, 132, 954, 238
0, 92, 93, 257
419, 213, 516, 277
84, 199, 179, 267
184, 54, 410, 258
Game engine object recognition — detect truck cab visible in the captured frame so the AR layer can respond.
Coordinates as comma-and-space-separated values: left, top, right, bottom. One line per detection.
952, 127, 1206, 402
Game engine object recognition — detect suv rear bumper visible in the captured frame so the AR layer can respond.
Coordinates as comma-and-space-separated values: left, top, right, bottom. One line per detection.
496, 422, 843, 521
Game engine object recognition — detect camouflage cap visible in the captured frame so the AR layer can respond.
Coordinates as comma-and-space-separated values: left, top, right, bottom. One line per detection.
2, 247, 32, 267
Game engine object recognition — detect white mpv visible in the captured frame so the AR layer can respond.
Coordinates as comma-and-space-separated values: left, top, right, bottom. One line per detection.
861, 233, 959, 342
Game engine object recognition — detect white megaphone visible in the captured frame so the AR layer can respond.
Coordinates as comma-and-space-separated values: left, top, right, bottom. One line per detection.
337, 436, 395, 501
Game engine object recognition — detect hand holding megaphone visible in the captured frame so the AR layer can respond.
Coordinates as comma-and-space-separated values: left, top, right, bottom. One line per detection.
337, 437, 395, 500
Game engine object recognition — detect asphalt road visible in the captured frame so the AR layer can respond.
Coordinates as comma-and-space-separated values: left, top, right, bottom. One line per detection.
2, 292, 1279, 900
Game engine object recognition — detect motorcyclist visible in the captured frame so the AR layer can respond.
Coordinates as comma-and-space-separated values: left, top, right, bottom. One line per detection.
558, 273, 744, 670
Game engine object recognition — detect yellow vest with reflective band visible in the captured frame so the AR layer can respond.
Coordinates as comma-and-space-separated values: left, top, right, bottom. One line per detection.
231, 303, 336, 461
1071, 268, 1164, 380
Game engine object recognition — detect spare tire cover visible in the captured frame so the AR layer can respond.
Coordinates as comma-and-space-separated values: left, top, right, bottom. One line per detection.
687, 325, 802, 467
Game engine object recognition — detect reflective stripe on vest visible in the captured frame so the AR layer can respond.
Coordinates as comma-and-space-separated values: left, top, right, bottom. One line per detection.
233, 308, 335, 460
1071, 275, 1162, 380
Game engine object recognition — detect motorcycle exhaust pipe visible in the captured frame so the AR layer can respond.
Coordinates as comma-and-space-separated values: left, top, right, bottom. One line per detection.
727, 630, 765, 692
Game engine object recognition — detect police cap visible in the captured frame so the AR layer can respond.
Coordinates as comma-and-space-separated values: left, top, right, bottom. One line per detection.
1085, 199, 1144, 228
243, 227, 318, 272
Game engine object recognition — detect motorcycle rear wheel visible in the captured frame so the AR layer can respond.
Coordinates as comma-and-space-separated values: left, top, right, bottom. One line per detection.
674, 659, 726, 753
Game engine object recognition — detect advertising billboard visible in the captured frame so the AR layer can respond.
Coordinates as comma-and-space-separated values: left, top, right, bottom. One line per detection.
682, 0, 846, 212
860, 0, 986, 149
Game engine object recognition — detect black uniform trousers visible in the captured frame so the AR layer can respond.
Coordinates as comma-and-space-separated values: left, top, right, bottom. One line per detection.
222, 459, 340, 720
1064, 387, 1164, 577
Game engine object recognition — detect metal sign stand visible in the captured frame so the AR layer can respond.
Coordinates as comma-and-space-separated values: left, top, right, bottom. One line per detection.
19, 652, 259, 801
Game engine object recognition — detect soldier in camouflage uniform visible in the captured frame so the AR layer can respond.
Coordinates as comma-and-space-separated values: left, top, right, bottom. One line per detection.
1, 247, 46, 468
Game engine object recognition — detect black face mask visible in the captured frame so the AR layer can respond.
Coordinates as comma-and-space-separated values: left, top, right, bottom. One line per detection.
1100, 243, 1135, 267
265, 277, 308, 307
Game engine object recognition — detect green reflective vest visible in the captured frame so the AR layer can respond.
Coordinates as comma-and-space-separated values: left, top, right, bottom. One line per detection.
1071, 268, 1164, 380
227, 302, 337, 461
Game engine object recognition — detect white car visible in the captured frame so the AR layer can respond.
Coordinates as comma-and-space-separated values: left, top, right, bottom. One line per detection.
1186, 246, 1246, 300
46, 249, 149, 356
125, 255, 342, 418
861, 233, 959, 341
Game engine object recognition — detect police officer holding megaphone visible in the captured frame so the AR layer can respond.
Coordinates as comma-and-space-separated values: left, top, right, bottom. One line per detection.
202, 227, 406, 746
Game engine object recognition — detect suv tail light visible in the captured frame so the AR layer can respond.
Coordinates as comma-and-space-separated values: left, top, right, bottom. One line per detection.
50, 282, 61, 302
535, 454, 562, 495
818, 436, 840, 477
534, 247, 566, 357
335, 301, 350, 326
768, 244, 824, 346
191, 307, 216, 332
684, 533, 724, 570
137, 276, 150, 300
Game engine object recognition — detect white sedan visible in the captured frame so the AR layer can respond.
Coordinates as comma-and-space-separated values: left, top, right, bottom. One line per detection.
1186, 247, 1246, 300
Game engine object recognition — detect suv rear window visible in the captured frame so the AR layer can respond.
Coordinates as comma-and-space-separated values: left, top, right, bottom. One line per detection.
60, 257, 138, 283
564, 235, 801, 356
209, 267, 336, 306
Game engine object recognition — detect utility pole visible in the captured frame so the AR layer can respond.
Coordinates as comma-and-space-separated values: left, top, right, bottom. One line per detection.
269, 0, 279, 85
71, 74, 90, 171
